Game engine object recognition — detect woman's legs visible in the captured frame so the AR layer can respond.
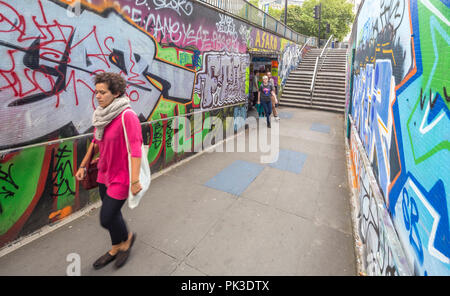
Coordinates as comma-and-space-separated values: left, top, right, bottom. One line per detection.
98, 184, 129, 251
261, 101, 272, 126
270, 95, 278, 117
93, 184, 136, 269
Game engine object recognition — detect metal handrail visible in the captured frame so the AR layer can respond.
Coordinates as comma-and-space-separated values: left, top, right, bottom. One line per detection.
320, 35, 334, 59
310, 56, 319, 105
300, 37, 313, 55
197, 0, 316, 46
0, 101, 247, 155
318, 36, 333, 72
310, 35, 333, 103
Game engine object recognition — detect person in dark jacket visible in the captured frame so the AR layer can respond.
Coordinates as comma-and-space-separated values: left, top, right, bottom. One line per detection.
257, 75, 276, 128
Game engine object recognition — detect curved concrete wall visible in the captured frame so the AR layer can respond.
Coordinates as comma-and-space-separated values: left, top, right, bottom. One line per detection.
346, 0, 449, 275
0, 0, 309, 248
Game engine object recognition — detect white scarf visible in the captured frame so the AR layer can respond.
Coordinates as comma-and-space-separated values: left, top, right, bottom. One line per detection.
92, 95, 131, 140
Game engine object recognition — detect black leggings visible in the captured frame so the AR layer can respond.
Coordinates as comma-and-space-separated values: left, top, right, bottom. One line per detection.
98, 183, 129, 245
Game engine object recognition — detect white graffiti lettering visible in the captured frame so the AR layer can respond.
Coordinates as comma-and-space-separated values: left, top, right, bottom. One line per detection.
153, 0, 193, 16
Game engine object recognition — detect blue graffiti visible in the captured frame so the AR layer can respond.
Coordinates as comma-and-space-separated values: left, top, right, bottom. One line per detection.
351, 60, 394, 201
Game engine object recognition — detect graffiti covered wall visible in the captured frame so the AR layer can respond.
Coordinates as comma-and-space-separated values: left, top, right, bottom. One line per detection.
346, 0, 449, 275
0, 0, 307, 248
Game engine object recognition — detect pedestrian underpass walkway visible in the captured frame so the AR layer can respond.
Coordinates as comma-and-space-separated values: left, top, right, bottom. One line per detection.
0, 107, 356, 276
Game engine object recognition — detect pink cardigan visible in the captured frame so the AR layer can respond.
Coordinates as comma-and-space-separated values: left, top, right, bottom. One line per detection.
93, 108, 143, 200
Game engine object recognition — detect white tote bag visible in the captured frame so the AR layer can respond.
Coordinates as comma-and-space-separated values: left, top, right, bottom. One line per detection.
122, 109, 151, 209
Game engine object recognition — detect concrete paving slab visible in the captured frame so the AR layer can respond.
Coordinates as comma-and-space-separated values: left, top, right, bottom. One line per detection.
185, 198, 318, 275
295, 223, 355, 275
128, 182, 236, 260
171, 262, 207, 276
204, 160, 265, 196
165, 153, 232, 186
278, 107, 342, 124
319, 142, 347, 161
278, 135, 323, 157
274, 174, 321, 221
268, 149, 307, 174
300, 154, 333, 181
240, 167, 284, 206
279, 125, 343, 147
82, 241, 179, 276
315, 182, 353, 234
0, 208, 103, 275
310, 123, 331, 134
277, 112, 294, 119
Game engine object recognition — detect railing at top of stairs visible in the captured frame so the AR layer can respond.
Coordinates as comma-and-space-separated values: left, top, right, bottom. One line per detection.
309, 35, 333, 106
300, 37, 314, 57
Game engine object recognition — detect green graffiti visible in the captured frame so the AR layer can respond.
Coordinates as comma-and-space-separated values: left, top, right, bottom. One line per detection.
406, 0, 450, 164
0, 147, 46, 235
51, 142, 76, 210
156, 44, 195, 68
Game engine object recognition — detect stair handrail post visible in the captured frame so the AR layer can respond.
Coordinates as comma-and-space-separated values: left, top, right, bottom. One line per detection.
310, 56, 319, 106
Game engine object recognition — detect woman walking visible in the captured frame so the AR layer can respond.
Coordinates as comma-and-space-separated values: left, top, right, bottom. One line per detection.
258, 75, 276, 128
266, 71, 279, 120
75, 72, 142, 269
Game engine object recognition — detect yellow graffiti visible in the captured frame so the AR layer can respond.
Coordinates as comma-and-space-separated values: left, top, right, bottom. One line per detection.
253, 30, 277, 51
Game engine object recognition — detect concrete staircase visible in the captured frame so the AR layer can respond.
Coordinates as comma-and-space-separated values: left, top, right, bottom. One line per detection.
280, 48, 347, 113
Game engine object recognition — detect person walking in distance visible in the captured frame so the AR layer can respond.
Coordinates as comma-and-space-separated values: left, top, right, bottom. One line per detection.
252, 70, 259, 108
267, 71, 280, 121
258, 75, 276, 128
75, 72, 142, 270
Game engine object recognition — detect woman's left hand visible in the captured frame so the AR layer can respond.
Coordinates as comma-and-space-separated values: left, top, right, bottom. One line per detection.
131, 181, 142, 195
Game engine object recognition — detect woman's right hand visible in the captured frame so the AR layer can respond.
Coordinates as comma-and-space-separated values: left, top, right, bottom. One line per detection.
75, 167, 86, 181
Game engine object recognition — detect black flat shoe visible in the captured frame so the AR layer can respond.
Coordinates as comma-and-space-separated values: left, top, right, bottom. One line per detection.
93, 252, 116, 270
115, 233, 137, 268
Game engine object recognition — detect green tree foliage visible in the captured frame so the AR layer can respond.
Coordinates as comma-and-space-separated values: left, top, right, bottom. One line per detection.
269, 0, 355, 41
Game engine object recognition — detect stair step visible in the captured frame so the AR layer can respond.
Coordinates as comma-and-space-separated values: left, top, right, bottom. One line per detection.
321, 64, 346, 67
282, 91, 311, 97
315, 79, 346, 85
281, 93, 312, 100
289, 72, 314, 76
316, 79, 345, 84
283, 85, 311, 90
319, 70, 346, 73
319, 68, 346, 72
279, 48, 347, 115
285, 82, 312, 88
316, 75, 345, 80
281, 96, 345, 105
313, 89, 346, 97
316, 78, 345, 83
287, 77, 313, 82
288, 78, 311, 82
311, 96, 346, 104
311, 98, 346, 105
286, 75, 313, 80
314, 87, 345, 94
278, 102, 345, 113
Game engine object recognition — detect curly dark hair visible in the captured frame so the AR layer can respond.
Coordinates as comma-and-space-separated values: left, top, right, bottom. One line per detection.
94, 72, 127, 97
